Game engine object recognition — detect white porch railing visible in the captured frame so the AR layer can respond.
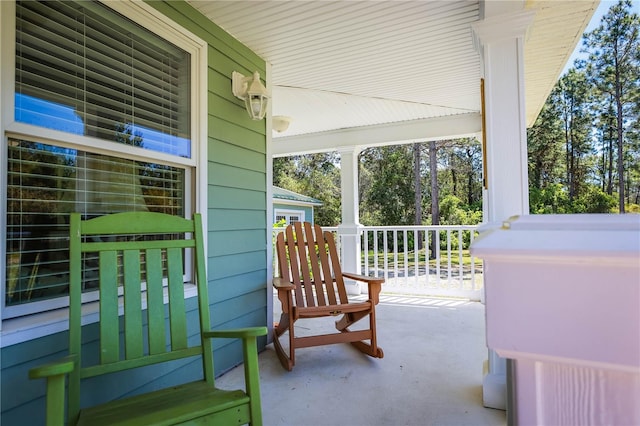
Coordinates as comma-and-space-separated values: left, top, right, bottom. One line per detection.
273, 224, 483, 300
359, 225, 482, 300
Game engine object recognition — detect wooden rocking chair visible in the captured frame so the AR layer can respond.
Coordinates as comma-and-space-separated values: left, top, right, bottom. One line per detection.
273, 221, 384, 370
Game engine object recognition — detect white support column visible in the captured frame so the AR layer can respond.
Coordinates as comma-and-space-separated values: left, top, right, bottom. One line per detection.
337, 146, 362, 295
472, 6, 534, 411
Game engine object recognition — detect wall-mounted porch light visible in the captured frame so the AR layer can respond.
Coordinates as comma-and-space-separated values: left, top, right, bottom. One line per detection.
232, 71, 269, 120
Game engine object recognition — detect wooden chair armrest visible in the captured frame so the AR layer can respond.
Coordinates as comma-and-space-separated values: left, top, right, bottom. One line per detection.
341, 272, 384, 305
29, 355, 76, 380
273, 277, 295, 291
202, 327, 268, 340
341, 272, 384, 285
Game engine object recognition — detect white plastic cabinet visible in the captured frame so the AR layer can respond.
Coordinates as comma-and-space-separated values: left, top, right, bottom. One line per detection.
471, 214, 640, 425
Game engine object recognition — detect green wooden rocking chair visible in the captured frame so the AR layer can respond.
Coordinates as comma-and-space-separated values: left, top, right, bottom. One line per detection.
29, 212, 267, 425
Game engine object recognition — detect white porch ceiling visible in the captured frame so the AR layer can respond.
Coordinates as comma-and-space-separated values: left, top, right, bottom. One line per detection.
188, 0, 598, 154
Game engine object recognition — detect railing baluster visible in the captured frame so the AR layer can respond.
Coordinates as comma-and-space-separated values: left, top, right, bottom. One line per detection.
435, 229, 441, 288
383, 230, 388, 282
458, 229, 464, 290
446, 229, 452, 284
363, 229, 369, 276
413, 229, 419, 286
424, 230, 429, 289
373, 229, 380, 277
392, 230, 398, 285
470, 230, 476, 290
403, 230, 408, 286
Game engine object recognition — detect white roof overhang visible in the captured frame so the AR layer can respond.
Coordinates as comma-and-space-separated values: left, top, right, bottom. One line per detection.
188, 0, 598, 156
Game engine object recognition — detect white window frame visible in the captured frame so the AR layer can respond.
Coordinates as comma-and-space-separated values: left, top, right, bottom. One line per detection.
275, 209, 306, 225
0, 0, 208, 347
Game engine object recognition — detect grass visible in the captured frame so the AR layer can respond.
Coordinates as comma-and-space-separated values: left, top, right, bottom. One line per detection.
365, 249, 483, 269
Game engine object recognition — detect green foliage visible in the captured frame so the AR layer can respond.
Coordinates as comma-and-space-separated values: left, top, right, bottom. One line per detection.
572, 185, 618, 213
359, 145, 416, 226
438, 195, 482, 226
273, 153, 342, 226
529, 183, 571, 214
528, 0, 639, 214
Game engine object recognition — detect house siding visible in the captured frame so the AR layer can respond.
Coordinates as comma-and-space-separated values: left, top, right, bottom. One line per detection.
1, 1, 268, 423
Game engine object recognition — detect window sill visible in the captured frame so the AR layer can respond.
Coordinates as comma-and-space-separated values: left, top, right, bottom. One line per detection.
1, 284, 198, 348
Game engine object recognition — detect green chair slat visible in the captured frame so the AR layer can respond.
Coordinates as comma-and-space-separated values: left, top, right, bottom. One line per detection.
166, 247, 188, 350
123, 250, 144, 359
145, 248, 167, 355
99, 250, 120, 364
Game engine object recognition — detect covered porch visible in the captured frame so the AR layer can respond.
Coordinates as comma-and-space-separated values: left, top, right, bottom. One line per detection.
218, 293, 506, 426
191, 0, 601, 417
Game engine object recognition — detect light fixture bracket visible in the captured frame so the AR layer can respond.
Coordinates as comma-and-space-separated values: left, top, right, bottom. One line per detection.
232, 71, 270, 120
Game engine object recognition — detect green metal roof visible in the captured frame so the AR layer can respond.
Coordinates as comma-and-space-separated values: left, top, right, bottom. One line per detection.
273, 186, 322, 206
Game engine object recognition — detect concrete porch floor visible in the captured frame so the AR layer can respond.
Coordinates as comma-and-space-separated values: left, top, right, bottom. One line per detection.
216, 294, 506, 426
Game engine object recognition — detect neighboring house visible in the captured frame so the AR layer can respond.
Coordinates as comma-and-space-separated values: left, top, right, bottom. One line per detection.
273, 186, 322, 226
1, 1, 269, 423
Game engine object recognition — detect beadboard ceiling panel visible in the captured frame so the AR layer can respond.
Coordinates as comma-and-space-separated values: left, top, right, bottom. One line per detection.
188, 0, 597, 140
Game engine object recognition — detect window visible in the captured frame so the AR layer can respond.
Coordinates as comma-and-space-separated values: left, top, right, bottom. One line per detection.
275, 210, 305, 226
2, 0, 206, 322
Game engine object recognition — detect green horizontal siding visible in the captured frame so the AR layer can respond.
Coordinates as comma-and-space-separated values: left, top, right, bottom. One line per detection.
208, 271, 268, 304
208, 230, 267, 257
209, 116, 265, 153
209, 139, 266, 172
208, 209, 267, 231
208, 251, 267, 281
209, 163, 266, 191
208, 187, 266, 210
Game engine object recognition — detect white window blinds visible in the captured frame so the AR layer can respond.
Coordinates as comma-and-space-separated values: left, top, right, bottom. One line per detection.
15, 0, 191, 157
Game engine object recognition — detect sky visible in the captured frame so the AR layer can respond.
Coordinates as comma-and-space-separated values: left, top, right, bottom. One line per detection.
562, 0, 640, 75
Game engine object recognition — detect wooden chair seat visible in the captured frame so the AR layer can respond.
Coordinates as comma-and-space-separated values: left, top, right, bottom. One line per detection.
295, 301, 373, 318
273, 221, 384, 370
29, 212, 267, 425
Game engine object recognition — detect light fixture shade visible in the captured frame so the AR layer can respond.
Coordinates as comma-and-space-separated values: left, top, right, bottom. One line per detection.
232, 71, 270, 120
272, 115, 292, 133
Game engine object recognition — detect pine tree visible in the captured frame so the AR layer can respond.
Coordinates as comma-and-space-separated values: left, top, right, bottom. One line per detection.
583, 0, 640, 212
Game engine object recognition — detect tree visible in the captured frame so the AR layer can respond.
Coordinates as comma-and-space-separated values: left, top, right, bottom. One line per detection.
555, 69, 595, 203
583, 0, 640, 212
359, 145, 415, 225
528, 101, 565, 193
273, 153, 342, 225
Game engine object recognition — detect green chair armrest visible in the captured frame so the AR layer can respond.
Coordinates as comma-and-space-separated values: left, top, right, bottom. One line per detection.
203, 326, 266, 422
29, 355, 76, 379
29, 355, 76, 426
203, 327, 268, 340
